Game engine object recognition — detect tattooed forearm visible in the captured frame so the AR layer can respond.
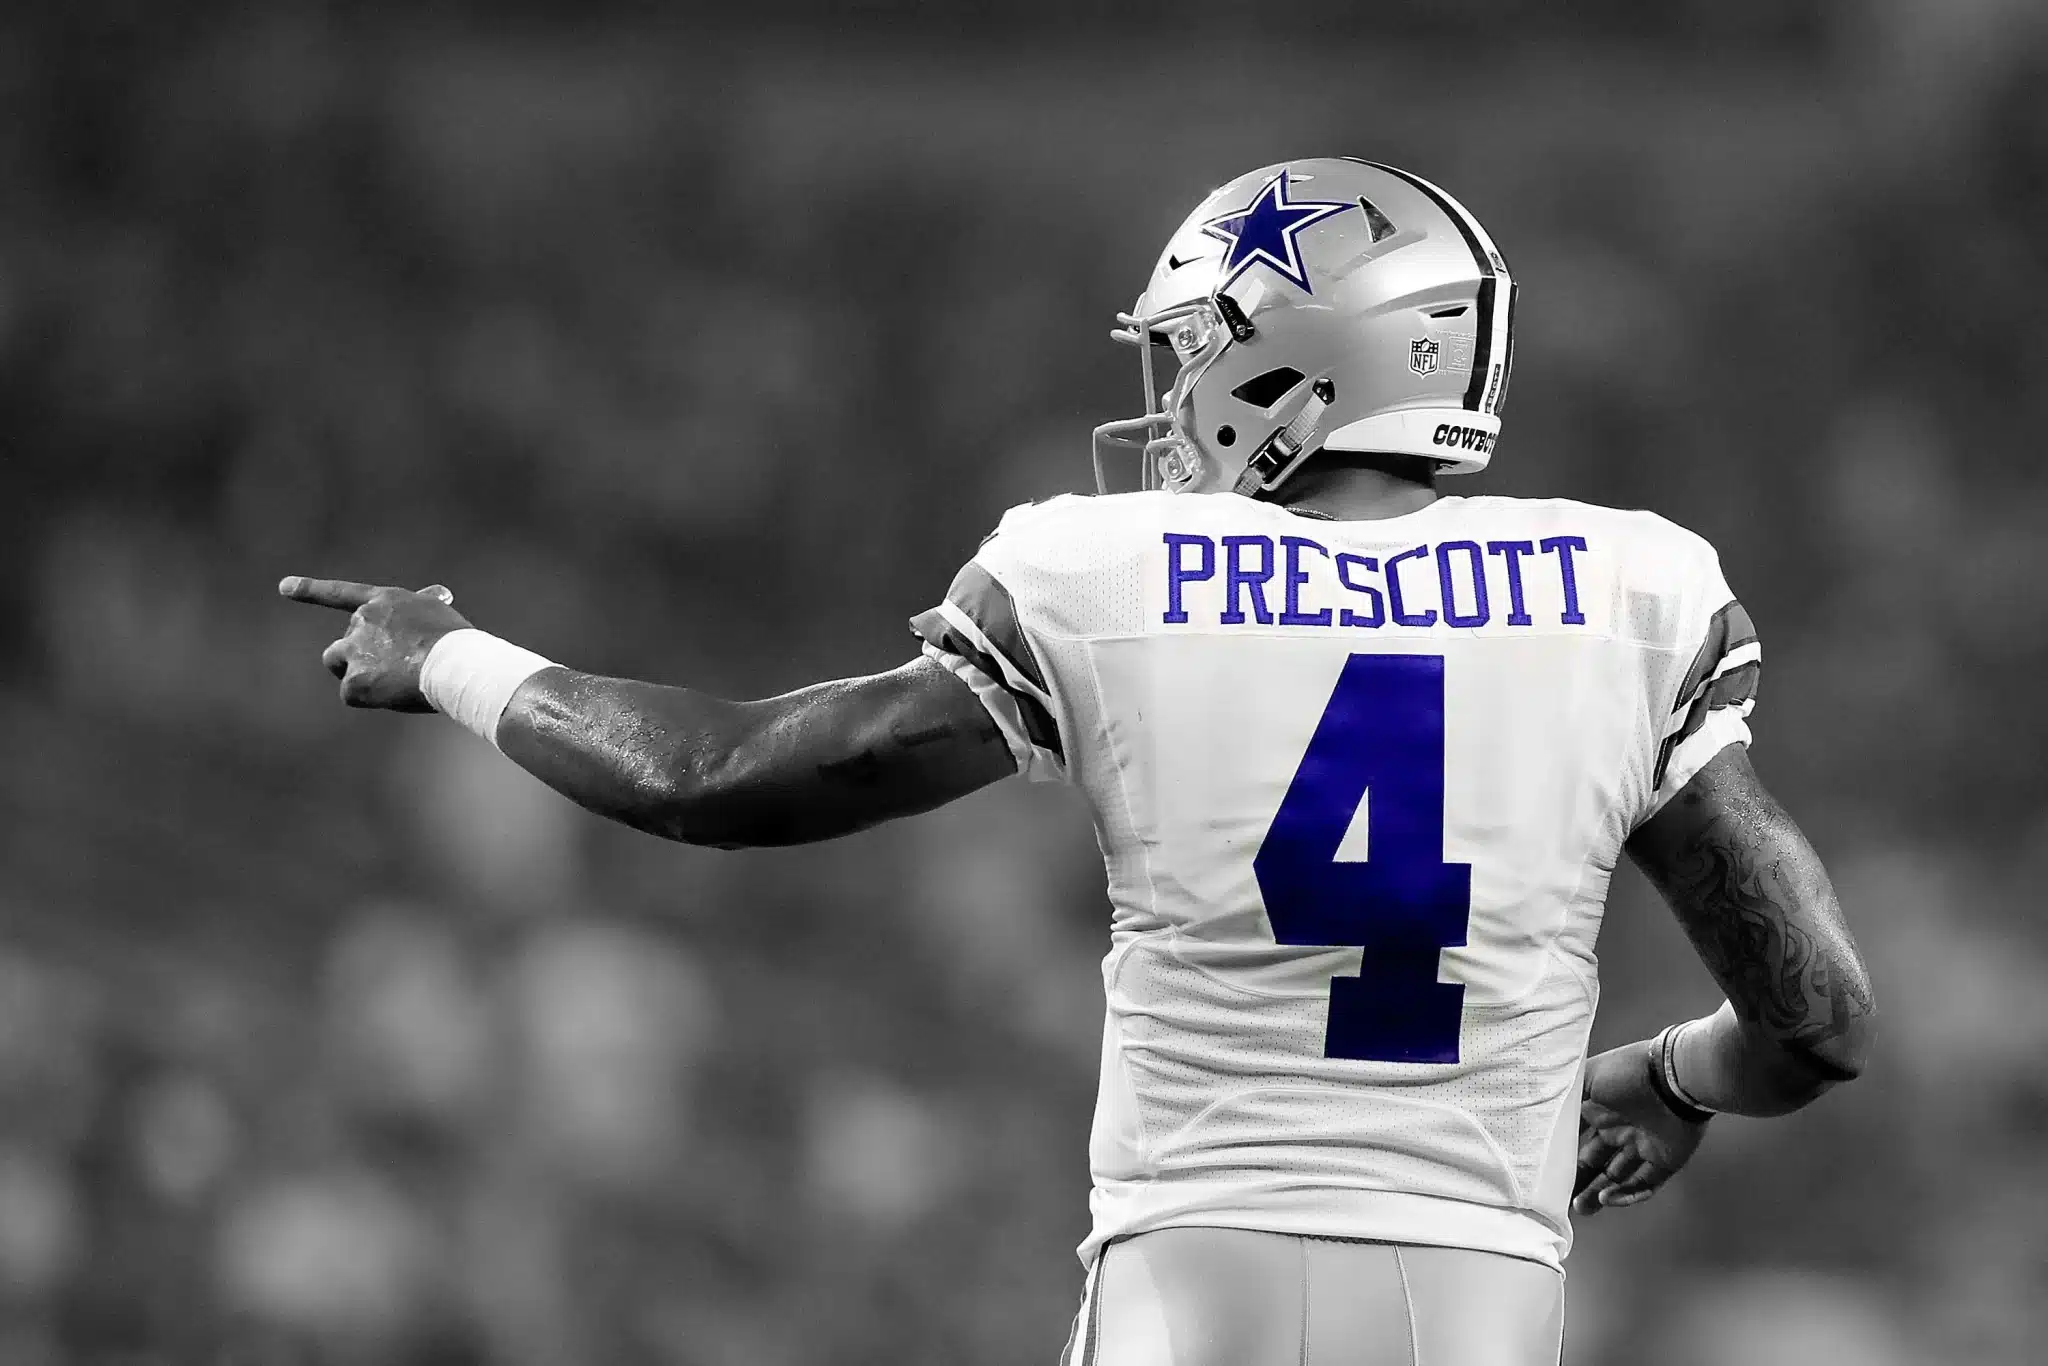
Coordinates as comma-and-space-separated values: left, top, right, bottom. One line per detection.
1628, 745, 1875, 1089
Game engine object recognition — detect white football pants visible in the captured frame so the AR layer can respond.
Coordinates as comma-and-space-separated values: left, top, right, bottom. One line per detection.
1059, 1226, 1565, 1366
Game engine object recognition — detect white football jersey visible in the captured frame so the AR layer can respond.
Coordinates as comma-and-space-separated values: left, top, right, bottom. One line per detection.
911, 491, 1758, 1271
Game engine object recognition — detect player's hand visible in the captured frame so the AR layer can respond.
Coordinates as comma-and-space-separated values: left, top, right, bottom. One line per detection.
1572, 1039, 1709, 1217
279, 577, 473, 712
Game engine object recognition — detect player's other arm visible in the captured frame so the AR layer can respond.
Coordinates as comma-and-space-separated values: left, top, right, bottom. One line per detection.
1625, 742, 1876, 1116
278, 577, 1016, 848
1573, 742, 1874, 1215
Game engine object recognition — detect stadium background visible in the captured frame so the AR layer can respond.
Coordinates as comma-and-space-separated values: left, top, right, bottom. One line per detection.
3, 1, 2045, 1362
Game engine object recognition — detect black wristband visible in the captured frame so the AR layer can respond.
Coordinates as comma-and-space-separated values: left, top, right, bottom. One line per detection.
1645, 1032, 1715, 1125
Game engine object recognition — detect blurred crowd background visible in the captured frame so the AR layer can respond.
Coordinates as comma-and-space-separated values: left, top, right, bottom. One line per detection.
3, 1, 2046, 1362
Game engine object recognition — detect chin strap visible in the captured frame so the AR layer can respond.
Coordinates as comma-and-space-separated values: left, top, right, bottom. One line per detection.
1233, 378, 1334, 498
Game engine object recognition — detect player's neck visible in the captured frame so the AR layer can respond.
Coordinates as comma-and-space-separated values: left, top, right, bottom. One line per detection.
1268, 461, 1440, 522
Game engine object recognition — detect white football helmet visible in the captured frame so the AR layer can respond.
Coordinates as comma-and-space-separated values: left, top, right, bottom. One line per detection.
1092, 157, 1518, 497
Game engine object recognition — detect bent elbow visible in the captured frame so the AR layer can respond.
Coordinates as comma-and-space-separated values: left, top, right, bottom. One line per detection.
1762, 1003, 1875, 1113
1810, 961, 1878, 1084
611, 735, 739, 848
642, 771, 759, 850
642, 794, 743, 849
642, 741, 791, 851
1792, 1009, 1876, 1088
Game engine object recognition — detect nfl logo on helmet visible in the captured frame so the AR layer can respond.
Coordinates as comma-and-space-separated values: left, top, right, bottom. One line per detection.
1410, 338, 1440, 377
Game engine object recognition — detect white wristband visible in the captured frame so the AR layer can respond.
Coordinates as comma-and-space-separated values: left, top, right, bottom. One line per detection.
1658, 1018, 1721, 1115
420, 629, 558, 748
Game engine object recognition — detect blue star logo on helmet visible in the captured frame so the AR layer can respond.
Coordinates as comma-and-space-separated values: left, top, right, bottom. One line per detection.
1199, 171, 1355, 296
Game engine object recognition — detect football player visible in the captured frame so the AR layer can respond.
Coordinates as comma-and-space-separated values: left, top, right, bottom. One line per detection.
284, 159, 1873, 1365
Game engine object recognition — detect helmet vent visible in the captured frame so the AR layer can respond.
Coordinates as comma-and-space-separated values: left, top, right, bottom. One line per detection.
1428, 305, 1469, 318
1357, 196, 1398, 243
1230, 367, 1306, 410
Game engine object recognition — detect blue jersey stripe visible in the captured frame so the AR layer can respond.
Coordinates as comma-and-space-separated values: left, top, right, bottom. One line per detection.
1654, 659, 1761, 788
943, 561, 1050, 696
1673, 600, 1758, 714
909, 603, 1063, 763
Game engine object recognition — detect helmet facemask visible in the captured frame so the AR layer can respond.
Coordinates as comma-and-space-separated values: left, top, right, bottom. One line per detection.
1091, 290, 1341, 499
1090, 297, 1239, 495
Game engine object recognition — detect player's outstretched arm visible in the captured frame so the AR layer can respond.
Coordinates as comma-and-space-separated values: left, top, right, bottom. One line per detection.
279, 576, 1017, 848
1627, 742, 1876, 1115
496, 659, 1015, 847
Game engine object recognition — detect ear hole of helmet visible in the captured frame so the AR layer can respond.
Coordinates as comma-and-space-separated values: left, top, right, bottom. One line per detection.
1230, 366, 1307, 411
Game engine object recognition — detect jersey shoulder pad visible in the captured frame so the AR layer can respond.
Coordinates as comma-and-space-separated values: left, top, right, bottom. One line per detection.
976, 491, 1175, 579
1587, 506, 1732, 618
983, 490, 1172, 545
1620, 508, 1719, 564
961, 491, 1177, 648
1489, 498, 1713, 562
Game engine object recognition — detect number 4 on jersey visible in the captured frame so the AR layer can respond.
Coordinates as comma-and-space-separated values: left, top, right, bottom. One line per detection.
1253, 654, 1472, 1064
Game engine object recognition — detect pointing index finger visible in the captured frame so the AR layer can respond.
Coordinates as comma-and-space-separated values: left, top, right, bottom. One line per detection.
279, 577, 377, 611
